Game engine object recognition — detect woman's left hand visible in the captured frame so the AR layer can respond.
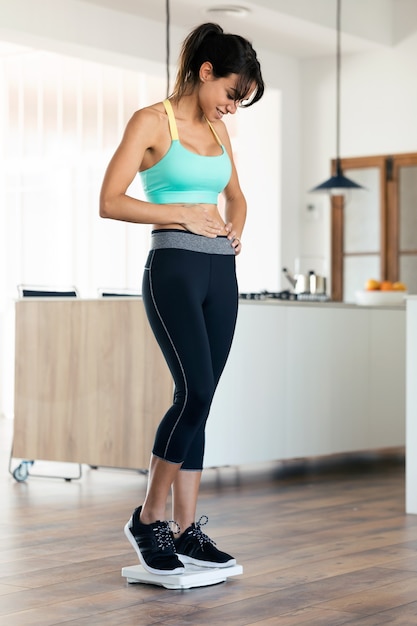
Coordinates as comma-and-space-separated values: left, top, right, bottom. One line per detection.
225, 223, 242, 255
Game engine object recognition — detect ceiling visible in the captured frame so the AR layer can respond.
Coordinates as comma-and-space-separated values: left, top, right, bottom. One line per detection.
1, 0, 417, 60
77, 0, 417, 58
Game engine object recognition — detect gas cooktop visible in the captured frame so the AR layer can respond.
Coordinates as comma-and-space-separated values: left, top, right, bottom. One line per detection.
239, 290, 330, 302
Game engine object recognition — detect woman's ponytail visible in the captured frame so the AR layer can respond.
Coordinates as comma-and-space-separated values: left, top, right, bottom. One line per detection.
172, 23, 224, 99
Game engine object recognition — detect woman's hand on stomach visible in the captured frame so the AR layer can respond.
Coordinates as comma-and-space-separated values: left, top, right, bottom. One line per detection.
155, 204, 226, 238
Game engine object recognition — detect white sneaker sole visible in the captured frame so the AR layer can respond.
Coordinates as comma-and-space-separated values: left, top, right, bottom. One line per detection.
176, 553, 236, 569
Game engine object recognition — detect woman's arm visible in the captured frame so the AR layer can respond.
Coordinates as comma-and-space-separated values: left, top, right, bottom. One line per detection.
217, 124, 247, 254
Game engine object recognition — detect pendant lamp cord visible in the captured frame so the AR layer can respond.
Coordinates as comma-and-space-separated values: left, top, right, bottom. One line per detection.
166, 0, 170, 98
336, 0, 341, 166
309, 0, 362, 191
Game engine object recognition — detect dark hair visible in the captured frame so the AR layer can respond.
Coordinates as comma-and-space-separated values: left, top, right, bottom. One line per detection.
171, 23, 264, 107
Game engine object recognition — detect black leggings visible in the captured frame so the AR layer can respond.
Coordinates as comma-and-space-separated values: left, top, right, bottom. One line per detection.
142, 233, 238, 470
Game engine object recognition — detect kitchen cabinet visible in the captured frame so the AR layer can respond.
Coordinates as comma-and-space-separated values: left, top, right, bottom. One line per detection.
205, 301, 405, 467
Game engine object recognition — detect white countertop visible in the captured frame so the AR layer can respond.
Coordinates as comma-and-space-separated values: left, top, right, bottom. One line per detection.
238, 299, 406, 310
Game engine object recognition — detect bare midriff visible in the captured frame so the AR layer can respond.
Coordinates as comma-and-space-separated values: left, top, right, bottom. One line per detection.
152, 203, 228, 235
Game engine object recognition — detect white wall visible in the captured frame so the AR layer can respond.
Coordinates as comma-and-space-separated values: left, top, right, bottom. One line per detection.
300, 33, 417, 273
0, 0, 169, 75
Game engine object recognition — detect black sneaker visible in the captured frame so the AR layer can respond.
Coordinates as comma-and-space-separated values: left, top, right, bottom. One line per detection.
174, 515, 236, 569
124, 506, 185, 576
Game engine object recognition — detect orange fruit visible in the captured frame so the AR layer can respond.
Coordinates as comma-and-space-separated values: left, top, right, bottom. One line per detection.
365, 279, 380, 291
392, 281, 407, 291
380, 280, 393, 291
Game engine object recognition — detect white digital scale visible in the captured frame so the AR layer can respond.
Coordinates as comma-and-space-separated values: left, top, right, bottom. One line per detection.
121, 562, 243, 590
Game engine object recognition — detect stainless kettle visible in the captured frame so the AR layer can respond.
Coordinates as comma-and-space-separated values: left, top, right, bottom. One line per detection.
282, 268, 327, 295
282, 267, 310, 294
309, 271, 327, 295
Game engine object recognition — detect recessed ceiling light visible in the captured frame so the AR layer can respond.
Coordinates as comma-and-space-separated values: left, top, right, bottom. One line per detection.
206, 5, 250, 18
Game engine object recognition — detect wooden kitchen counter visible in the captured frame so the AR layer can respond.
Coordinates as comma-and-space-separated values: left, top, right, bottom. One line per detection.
13, 298, 172, 469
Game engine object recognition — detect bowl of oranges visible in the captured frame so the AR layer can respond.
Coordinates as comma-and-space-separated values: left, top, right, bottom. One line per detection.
355, 279, 407, 306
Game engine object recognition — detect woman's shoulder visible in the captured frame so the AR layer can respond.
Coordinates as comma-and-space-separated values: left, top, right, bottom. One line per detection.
130, 102, 167, 127
124, 102, 168, 143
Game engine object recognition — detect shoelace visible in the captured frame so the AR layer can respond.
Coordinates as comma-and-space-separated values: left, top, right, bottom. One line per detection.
153, 520, 180, 551
188, 515, 216, 549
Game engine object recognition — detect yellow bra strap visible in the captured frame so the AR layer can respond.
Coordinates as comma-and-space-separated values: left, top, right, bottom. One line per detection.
204, 117, 223, 147
163, 99, 179, 140
163, 98, 223, 146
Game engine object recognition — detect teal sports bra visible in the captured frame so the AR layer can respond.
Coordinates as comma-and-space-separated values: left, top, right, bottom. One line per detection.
139, 99, 232, 204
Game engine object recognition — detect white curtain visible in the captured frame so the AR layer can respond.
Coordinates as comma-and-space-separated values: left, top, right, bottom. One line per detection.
1, 50, 158, 304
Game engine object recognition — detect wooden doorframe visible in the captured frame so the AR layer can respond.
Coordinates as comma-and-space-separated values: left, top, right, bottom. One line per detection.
330, 194, 344, 301
330, 155, 388, 301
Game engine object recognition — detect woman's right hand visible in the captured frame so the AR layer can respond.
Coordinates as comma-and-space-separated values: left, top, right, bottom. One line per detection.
180, 204, 225, 238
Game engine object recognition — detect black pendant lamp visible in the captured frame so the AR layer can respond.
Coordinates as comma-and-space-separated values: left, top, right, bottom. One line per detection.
310, 0, 363, 193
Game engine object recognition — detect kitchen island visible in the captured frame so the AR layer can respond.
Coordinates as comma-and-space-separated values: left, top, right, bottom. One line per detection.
12, 298, 405, 472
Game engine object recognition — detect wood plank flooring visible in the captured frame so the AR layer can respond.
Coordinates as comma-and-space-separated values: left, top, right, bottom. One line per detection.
1, 416, 417, 625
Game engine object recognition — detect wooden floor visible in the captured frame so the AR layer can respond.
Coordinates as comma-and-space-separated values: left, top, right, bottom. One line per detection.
1, 416, 417, 625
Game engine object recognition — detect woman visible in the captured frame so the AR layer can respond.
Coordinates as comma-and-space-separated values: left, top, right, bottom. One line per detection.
100, 22, 264, 576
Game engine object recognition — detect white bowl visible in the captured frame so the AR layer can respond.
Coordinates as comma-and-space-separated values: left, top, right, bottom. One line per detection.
355, 290, 407, 306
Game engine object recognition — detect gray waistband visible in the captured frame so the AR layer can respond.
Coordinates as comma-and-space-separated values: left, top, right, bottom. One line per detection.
150, 230, 236, 255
